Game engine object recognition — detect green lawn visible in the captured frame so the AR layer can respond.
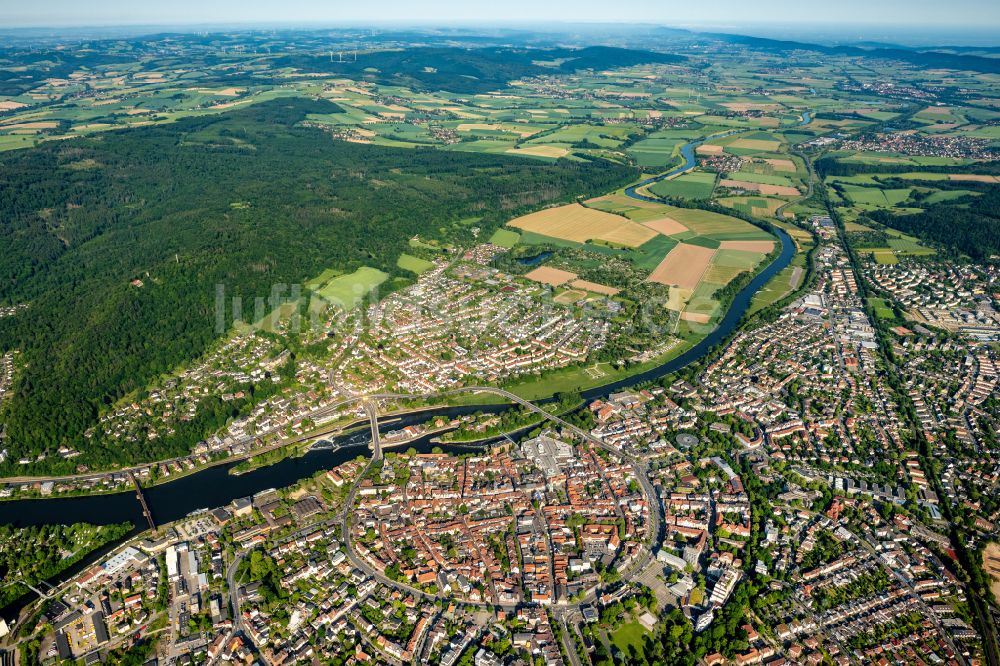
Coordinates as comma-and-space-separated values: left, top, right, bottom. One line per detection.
504, 339, 693, 400
611, 621, 649, 657
397, 253, 435, 274
868, 297, 895, 320
489, 228, 521, 248
315, 266, 390, 309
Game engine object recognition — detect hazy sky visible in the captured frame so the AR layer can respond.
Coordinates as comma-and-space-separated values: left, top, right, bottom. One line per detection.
4, 0, 999, 28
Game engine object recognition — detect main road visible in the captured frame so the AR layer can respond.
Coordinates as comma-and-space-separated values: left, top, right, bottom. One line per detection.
339, 389, 663, 613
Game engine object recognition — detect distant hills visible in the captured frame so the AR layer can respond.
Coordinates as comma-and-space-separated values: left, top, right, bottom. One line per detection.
703, 32, 1000, 75
273, 46, 686, 94
0, 98, 633, 471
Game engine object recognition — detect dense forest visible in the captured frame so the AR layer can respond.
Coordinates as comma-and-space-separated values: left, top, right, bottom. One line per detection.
274, 46, 686, 94
0, 97, 634, 471
815, 157, 1000, 178
0, 521, 133, 607
865, 186, 1000, 260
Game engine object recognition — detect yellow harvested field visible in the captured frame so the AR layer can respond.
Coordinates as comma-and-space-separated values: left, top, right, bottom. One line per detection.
554, 289, 587, 304
680, 311, 711, 323
729, 138, 782, 151
696, 144, 724, 155
186, 87, 243, 96
666, 287, 694, 311
458, 122, 502, 131
947, 174, 1000, 183
719, 240, 775, 252
0, 101, 28, 110
570, 279, 620, 296
985, 542, 1000, 605
506, 145, 569, 159
642, 217, 690, 236
720, 180, 800, 196
763, 158, 796, 172
647, 243, 716, 290
210, 100, 247, 109
509, 204, 657, 248
586, 193, 662, 209
922, 105, 953, 114
457, 123, 535, 138
0, 121, 57, 130
525, 266, 578, 287
702, 262, 746, 285
722, 102, 781, 112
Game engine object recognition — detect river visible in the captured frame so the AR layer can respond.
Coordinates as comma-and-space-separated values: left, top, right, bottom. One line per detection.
0, 130, 800, 620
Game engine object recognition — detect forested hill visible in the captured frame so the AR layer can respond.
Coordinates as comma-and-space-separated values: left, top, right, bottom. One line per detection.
0, 97, 635, 471
865, 186, 1000, 261
273, 46, 686, 94
705, 32, 1000, 75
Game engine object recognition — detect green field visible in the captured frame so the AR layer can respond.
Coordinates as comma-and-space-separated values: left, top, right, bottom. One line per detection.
396, 253, 435, 274
649, 171, 717, 200
630, 234, 679, 270
730, 171, 796, 187
611, 621, 649, 656
489, 228, 521, 248
315, 267, 390, 309
664, 206, 775, 241
868, 297, 895, 320
840, 184, 913, 207
628, 137, 682, 168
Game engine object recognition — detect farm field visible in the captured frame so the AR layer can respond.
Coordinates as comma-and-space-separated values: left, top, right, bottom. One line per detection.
488, 228, 521, 248
504, 185, 776, 326
647, 242, 716, 289
507, 203, 657, 247
719, 179, 800, 196
716, 196, 786, 218
648, 171, 717, 199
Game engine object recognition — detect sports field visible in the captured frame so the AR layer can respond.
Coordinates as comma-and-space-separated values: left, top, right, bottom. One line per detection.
396, 253, 435, 274
489, 228, 521, 248
508, 203, 657, 247
554, 289, 587, 304
314, 266, 390, 309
